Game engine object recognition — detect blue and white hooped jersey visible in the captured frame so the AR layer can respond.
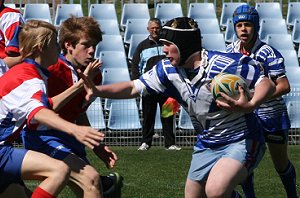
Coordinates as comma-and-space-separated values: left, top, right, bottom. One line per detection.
227, 39, 291, 132
134, 49, 265, 148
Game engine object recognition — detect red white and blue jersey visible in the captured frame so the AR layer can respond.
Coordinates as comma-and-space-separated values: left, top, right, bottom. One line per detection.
0, 59, 52, 145
0, 6, 24, 58
47, 54, 102, 123
227, 39, 291, 132
134, 49, 265, 148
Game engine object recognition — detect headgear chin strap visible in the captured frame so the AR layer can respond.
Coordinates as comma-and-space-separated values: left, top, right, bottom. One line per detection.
159, 17, 202, 65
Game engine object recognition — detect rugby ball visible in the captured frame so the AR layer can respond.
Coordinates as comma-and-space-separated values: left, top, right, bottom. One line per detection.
210, 73, 248, 100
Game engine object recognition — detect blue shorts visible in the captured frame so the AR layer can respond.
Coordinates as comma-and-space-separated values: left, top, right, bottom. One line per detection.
22, 130, 88, 162
0, 145, 27, 193
264, 129, 289, 144
188, 139, 266, 182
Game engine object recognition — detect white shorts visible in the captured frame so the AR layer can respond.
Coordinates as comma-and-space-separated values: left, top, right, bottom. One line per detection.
188, 138, 266, 182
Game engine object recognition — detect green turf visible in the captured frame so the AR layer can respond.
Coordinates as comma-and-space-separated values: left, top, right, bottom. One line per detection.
26, 145, 299, 197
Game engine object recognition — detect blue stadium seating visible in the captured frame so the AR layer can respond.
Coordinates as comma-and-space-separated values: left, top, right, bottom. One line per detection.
155, 3, 183, 25
194, 18, 221, 34
259, 19, 288, 42
128, 34, 148, 60
107, 100, 142, 130
187, 3, 217, 20
23, 4, 52, 24
120, 3, 150, 30
54, 4, 83, 27
292, 19, 300, 45
266, 34, 295, 51
224, 19, 238, 44
86, 97, 106, 130
220, 2, 247, 30
89, 4, 118, 21
178, 108, 194, 130
278, 49, 299, 68
95, 35, 125, 58
123, 19, 149, 45
286, 2, 300, 29
255, 2, 283, 21
201, 33, 226, 52
97, 19, 120, 35
99, 51, 128, 71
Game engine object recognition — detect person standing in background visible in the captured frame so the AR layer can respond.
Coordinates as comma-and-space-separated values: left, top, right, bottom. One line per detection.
131, 18, 181, 151
227, 5, 298, 198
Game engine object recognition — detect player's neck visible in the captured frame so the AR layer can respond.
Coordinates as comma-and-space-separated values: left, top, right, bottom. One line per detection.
184, 51, 201, 69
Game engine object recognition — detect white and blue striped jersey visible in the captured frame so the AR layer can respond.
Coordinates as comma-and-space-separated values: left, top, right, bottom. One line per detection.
134, 49, 265, 148
227, 39, 291, 132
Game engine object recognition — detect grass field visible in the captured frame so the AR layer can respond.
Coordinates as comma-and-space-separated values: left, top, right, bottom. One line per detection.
26, 145, 300, 197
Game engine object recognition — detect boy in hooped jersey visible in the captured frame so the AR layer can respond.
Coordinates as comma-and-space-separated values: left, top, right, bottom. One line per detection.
22, 16, 122, 198
0, 20, 104, 198
80, 17, 275, 197
227, 5, 298, 198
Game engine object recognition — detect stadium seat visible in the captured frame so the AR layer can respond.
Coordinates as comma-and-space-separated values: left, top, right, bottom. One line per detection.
266, 34, 295, 51
120, 3, 150, 30
102, 68, 130, 86
23, 4, 52, 24
128, 34, 148, 60
4, 3, 16, 9
54, 4, 83, 27
224, 19, 238, 44
255, 2, 283, 21
286, 100, 300, 129
285, 66, 300, 85
88, 4, 118, 21
107, 100, 142, 130
86, 97, 106, 130
292, 19, 300, 45
123, 19, 149, 45
102, 67, 131, 111
97, 19, 120, 35
286, 2, 300, 29
194, 18, 221, 34
187, 3, 217, 20
154, 104, 163, 130
220, 2, 247, 30
95, 35, 125, 58
155, 3, 183, 25
178, 108, 194, 130
201, 33, 226, 52
279, 49, 300, 68
259, 19, 288, 42
99, 51, 128, 71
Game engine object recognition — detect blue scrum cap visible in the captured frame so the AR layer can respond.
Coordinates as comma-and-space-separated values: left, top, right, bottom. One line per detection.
233, 5, 260, 32
159, 17, 201, 65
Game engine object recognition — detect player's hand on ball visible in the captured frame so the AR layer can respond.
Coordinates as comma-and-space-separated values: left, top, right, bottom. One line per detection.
216, 86, 253, 113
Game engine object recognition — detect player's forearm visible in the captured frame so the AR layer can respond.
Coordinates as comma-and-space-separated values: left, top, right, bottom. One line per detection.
95, 81, 139, 99
33, 108, 78, 136
250, 78, 275, 109
51, 80, 83, 111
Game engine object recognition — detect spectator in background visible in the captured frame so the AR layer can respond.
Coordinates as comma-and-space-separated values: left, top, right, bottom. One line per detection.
79, 17, 275, 197
0, 20, 104, 198
131, 18, 181, 151
227, 5, 298, 198
22, 16, 123, 198
0, 0, 24, 75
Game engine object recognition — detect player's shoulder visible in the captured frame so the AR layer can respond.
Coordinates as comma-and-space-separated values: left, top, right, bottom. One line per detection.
0, 6, 21, 16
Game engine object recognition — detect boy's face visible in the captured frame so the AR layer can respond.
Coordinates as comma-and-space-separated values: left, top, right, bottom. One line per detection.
235, 21, 256, 45
65, 36, 98, 69
162, 41, 180, 66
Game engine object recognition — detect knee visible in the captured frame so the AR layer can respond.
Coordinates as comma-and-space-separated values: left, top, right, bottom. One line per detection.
81, 168, 101, 191
53, 161, 71, 184
205, 182, 227, 198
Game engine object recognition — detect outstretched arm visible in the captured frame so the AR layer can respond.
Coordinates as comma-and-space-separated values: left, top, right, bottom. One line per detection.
216, 77, 275, 113
51, 59, 101, 111
33, 108, 104, 149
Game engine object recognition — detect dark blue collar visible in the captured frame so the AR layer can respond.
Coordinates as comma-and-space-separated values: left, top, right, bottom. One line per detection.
24, 58, 50, 77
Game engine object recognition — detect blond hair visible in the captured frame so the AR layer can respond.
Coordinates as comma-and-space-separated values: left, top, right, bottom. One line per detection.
19, 20, 57, 59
